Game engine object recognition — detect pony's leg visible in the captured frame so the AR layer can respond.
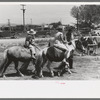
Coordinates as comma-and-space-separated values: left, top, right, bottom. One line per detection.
14, 61, 24, 77
56, 62, 66, 76
59, 58, 72, 75
35, 57, 47, 78
20, 61, 30, 73
39, 58, 47, 77
36, 62, 44, 78
68, 56, 73, 69
2, 60, 12, 77
46, 60, 54, 77
67, 67, 72, 74
0, 59, 7, 77
87, 46, 90, 55
93, 45, 97, 55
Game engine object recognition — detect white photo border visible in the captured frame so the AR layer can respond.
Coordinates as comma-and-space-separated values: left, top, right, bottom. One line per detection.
0, 2, 100, 98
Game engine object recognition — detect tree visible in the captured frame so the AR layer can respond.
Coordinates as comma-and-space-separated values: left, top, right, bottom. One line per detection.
71, 5, 100, 29
50, 21, 62, 29
71, 6, 79, 18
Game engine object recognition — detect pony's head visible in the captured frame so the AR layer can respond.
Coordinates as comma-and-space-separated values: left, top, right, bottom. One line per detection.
75, 39, 85, 53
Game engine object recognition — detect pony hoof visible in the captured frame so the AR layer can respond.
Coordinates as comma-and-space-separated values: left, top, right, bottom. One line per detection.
41, 75, 44, 78
57, 72, 61, 77
39, 75, 44, 78
65, 68, 72, 74
0, 75, 3, 78
68, 70, 72, 74
21, 74, 24, 77
19, 73, 24, 77
32, 75, 39, 79
3, 75, 6, 78
50, 72, 54, 77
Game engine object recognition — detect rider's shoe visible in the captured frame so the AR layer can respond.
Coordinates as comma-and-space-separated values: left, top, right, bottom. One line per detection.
31, 56, 36, 60
68, 42, 72, 45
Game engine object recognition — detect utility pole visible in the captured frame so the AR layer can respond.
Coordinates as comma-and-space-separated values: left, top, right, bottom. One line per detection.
60, 18, 62, 24
21, 4, 26, 33
30, 18, 32, 25
8, 19, 11, 36
76, 6, 79, 33
77, 12, 79, 32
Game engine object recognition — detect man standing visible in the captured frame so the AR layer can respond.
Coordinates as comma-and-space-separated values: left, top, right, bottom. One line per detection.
66, 28, 74, 45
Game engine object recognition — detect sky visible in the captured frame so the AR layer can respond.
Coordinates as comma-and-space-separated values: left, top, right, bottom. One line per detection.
0, 4, 77, 25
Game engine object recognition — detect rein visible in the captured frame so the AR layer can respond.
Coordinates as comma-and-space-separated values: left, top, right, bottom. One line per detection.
32, 43, 41, 51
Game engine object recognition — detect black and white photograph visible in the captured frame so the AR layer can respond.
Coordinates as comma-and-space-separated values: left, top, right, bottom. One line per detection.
0, 2, 100, 81
0, 2, 100, 98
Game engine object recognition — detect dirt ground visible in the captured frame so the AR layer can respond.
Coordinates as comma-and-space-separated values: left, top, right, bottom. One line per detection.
0, 38, 100, 80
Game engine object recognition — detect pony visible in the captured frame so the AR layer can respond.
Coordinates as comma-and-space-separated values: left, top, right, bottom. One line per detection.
80, 36, 93, 48
0, 45, 38, 77
80, 36, 98, 55
34, 39, 85, 77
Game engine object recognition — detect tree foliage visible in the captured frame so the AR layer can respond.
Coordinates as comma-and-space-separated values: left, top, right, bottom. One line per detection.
71, 5, 100, 28
50, 21, 62, 29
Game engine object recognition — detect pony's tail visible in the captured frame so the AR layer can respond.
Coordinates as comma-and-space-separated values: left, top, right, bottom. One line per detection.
0, 49, 8, 75
4, 49, 8, 59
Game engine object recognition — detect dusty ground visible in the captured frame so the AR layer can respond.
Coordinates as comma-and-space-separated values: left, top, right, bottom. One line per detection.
0, 38, 100, 80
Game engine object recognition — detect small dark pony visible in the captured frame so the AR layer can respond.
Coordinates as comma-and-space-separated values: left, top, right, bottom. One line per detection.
34, 39, 85, 77
80, 36, 98, 55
